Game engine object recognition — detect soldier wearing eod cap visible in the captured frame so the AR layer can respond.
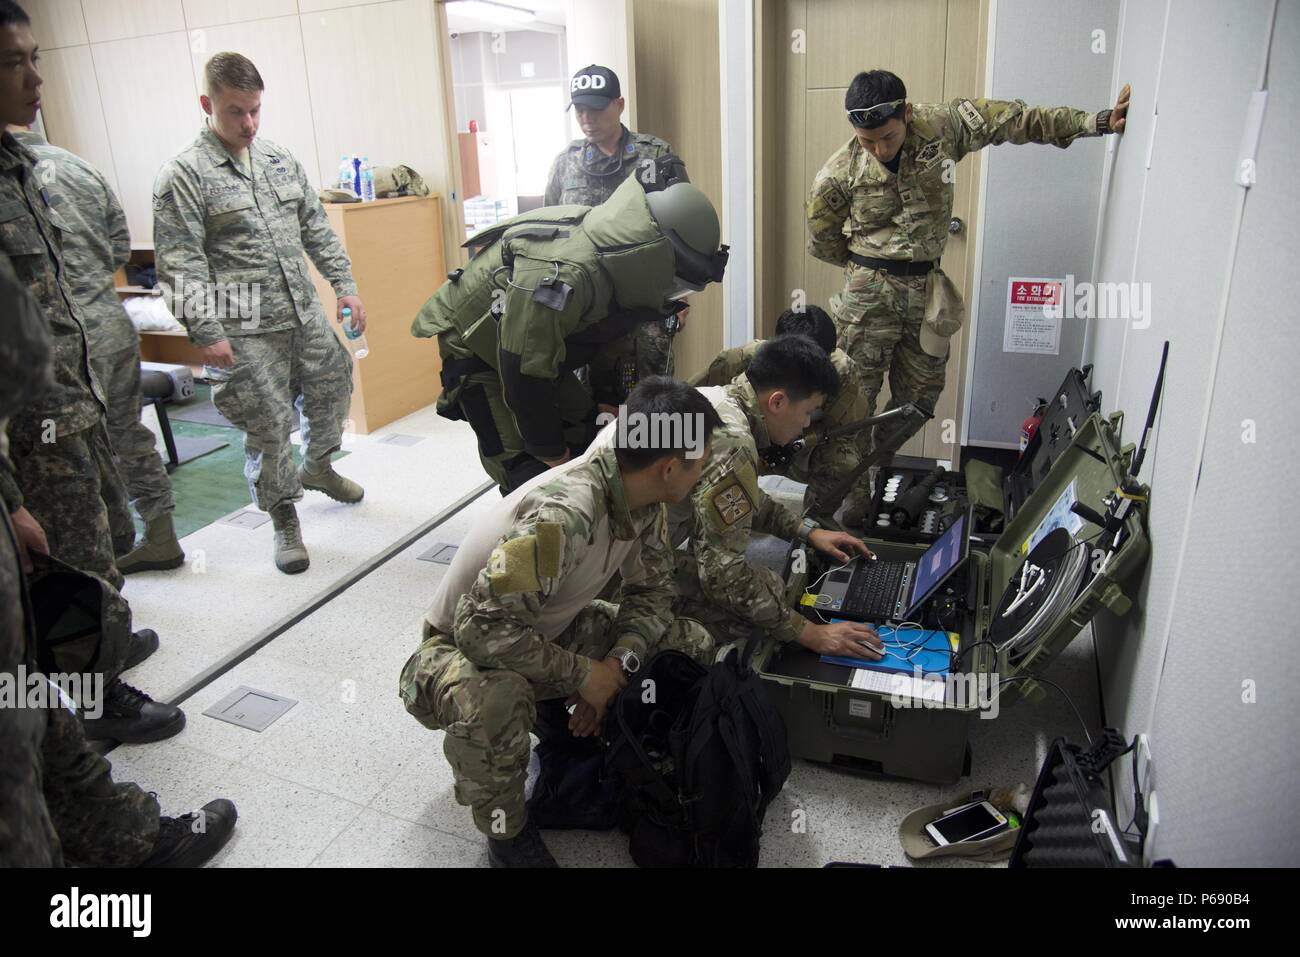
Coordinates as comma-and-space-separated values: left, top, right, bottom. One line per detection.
807, 68, 1131, 526
545, 64, 684, 381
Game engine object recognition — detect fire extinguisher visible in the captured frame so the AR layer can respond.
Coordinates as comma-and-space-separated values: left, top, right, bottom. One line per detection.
1019, 398, 1048, 456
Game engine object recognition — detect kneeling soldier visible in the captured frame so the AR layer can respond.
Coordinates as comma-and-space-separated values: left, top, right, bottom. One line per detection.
399, 377, 721, 867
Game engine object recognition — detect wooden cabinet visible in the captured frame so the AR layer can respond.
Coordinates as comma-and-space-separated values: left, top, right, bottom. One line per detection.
307, 195, 446, 434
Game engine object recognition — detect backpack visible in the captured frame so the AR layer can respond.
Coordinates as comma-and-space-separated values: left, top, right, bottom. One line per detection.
605, 636, 792, 867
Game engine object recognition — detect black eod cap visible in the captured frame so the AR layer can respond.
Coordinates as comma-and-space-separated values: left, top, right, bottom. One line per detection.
569, 64, 620, 109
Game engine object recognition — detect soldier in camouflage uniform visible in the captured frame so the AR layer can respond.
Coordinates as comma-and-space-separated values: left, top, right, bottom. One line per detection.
545, 64, 682, 382
692, 306, 870, 521
0, 245, 58, 866
414, 167, 727, 495
669, 335, 884, 662
0, 208, 231, 868
154, 52, 366, 574
400, 378, 719, 867
807, 69, 1132, 525
10, 127, 184, 574
0, 11, 190, 747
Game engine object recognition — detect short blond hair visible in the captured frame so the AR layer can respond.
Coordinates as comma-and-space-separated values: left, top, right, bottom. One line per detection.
205, 52, 264, 97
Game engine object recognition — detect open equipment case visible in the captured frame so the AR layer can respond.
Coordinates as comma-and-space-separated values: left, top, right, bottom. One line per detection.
754, 402, 1150, 784
866, 367, 1103, 546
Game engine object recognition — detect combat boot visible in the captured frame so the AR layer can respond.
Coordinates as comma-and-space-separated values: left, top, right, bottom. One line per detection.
123, 628, 159, 670
487, 820, 559, 868
269, 502, 310, 574
82, 678, 186, 743
300, 460, 364, 503
116, 513, 185, 574
141, 799, 238, 867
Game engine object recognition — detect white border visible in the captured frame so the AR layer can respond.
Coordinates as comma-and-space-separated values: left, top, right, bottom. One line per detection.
718, 0, 755, 347
960, 0, 998, 447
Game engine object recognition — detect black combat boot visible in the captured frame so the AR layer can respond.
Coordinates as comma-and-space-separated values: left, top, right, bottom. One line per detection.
141, 799, 238, 867
123, 629, 159, 670
82, 679, 186, 743
487, 820, 558, 868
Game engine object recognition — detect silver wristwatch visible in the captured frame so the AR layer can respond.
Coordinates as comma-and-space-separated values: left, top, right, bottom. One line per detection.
798, 516, 820, 543
609, 647, 641, 675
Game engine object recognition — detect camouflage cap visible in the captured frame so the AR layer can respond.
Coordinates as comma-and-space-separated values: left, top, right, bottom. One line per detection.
921, 269, 965, 358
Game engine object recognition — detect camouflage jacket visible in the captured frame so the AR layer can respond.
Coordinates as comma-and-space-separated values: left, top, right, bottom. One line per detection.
0, 132, 105, 450
0, 250, 54, 513
670, 378, 806, 643
544, 124, 675, 207
152, 126, 357, 346
692, 340, 869, 440
13, 131, 136, 359
429, 439, 676, 694
808, 98, 1101, 266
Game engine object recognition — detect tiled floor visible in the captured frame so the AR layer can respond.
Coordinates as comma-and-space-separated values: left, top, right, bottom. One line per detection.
101, 433, 1103, 868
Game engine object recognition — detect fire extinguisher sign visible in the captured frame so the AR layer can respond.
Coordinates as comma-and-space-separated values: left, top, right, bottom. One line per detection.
1003, 277, 1062, 355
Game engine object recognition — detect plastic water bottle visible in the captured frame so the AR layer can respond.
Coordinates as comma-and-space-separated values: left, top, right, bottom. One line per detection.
341, 306, 368, 358
361, 156, 375, 202
351, 156, 362, 198
337, 155, 353, 193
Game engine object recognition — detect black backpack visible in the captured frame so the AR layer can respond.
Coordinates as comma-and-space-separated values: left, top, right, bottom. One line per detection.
605, 636, 791, 867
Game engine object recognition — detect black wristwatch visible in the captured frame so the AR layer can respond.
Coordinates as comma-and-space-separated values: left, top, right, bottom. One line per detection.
1096, 109, 1115, 135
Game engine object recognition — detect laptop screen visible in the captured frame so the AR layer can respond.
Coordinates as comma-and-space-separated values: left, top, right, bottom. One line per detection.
905, 510, 969, 616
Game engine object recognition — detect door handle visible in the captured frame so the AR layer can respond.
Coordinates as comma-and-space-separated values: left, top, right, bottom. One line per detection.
948, 217, 965, 235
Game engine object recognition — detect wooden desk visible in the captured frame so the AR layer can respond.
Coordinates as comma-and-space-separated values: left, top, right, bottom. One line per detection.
308, 195, 446, 434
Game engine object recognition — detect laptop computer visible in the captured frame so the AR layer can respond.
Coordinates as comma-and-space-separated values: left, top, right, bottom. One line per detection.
812, 509, 971, 622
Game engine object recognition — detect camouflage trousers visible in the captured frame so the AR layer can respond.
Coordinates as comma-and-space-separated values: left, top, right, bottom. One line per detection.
831, 263, 947, 500
6, 418, 134, 591
0, 508, 59, 866
780, 433, 861, 521
398, 601, 713, 839
671, 551, 787, 656
91, 344, 175, 523
42, 700, 161, 866
632, 318, 676, 380
436, 327, 596, 495
209, 315, 353, 511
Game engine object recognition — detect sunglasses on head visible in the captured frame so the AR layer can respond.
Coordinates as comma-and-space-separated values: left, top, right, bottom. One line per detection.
846, 99, 906, 127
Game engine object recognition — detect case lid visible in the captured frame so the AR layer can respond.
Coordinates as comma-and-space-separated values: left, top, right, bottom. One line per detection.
983, 410, 1149, 700
1004, 367, 1102, 521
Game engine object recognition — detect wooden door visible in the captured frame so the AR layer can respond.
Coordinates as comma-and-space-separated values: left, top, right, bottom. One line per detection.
756, 0, 989, 465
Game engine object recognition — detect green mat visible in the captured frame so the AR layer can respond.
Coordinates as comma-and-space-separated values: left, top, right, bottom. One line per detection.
133, 416, 348, 541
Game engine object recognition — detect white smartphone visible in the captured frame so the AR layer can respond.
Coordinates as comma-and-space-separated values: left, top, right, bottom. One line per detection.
925, 800, 1009, 846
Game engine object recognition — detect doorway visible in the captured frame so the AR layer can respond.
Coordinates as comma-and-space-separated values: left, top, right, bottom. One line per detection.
755, 0, 990, 465
443, 0, 570, 238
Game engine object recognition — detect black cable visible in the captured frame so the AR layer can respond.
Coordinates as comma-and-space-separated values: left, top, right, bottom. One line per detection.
997, 674, 1094, 746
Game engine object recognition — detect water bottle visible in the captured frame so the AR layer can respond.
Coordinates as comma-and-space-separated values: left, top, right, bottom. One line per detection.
351, 156, 362, 198
341, 306, 368, 358
337, 155, 353, 193
361, 156, 375, 202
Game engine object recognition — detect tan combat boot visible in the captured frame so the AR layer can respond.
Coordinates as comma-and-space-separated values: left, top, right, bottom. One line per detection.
269, 502, 309, 574
117, 513, 185, 574
299, 460, 364, 504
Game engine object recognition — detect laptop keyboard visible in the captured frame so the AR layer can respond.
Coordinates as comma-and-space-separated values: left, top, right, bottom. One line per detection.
843, 562, 908, 618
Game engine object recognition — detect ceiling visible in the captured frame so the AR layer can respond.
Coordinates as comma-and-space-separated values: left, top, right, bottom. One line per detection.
444, 0, 567, 35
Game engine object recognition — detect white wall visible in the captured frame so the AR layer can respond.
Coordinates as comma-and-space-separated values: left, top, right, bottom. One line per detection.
563, 0, 635, 133
965, 0, 1118, 447
28, 0, 455, 253
1085, 0, 1299, 867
